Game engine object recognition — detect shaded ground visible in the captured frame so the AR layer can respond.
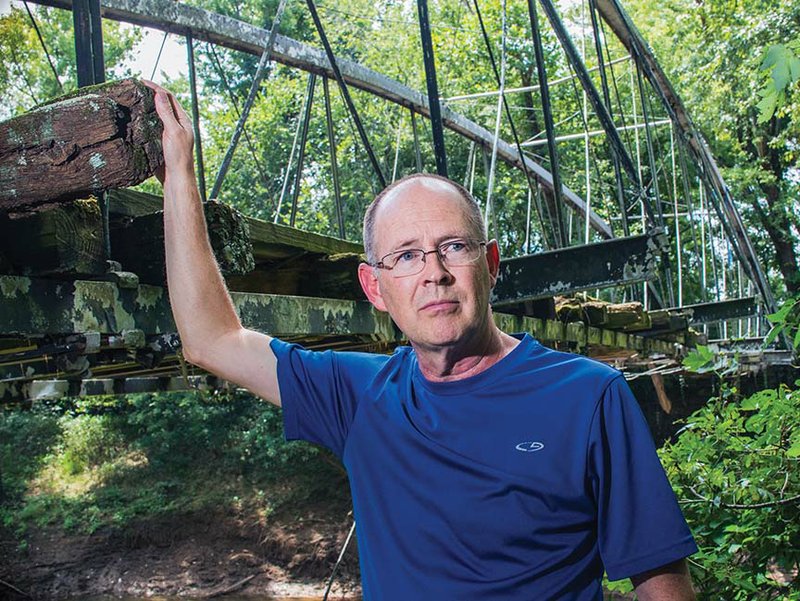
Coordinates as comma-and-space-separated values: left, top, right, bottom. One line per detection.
0, 506, 361, 600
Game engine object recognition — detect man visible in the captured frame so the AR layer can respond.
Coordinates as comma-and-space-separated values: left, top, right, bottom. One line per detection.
147, 81, 697, 600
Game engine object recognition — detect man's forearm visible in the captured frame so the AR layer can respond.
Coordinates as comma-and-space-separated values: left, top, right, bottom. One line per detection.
162, 168, 241, 365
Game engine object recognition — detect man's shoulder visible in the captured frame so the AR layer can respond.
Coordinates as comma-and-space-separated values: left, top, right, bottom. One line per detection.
271, 336, 410, 377
518, 336, 621, 384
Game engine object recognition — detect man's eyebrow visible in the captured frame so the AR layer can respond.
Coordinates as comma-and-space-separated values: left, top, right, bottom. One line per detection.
386, 233, 470, 253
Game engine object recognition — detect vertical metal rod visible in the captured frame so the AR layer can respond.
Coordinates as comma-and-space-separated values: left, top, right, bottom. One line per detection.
275, 88, 306, 223
677, 137, 701, 300
588, 0, 627, 234
323, 77, 345, 239
210, 0, 289, 200
391, 115, 402, 183
290, 73, 317, 228
699, 181, 708, 299
306, 0, 386, 187
411, 111, 423, 172
485, 0, 507, 231
634, 62, 664, 226
416, 0, 448, 177
670, 125, 682, 306
464, 141, 476, 188
525, 187, 532, 254
186, 33, 207, 202
72, 0, 105, 87
526, 0, 566, 247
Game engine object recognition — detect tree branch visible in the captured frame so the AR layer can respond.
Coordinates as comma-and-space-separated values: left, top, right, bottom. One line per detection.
682, 486, 800, 509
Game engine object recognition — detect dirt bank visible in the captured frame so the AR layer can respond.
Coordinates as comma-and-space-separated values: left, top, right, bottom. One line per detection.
0, 506, 361, 600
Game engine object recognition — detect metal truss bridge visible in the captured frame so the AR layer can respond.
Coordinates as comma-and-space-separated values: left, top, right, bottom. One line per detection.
0, 0, 789, 404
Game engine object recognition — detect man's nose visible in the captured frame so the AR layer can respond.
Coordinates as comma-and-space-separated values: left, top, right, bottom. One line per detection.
421, 249, 453, 283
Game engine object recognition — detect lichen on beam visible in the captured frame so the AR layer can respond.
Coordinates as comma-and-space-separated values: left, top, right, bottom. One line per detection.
0, 275, 398, 340
0, 79, 163, 212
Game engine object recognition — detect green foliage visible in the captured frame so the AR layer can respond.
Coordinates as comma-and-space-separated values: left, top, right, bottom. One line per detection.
660, 354, 800, 600
0, 392, 347, 539
765, 296, 800, 349
757, 41, 800, 123
0, 5, 139, 119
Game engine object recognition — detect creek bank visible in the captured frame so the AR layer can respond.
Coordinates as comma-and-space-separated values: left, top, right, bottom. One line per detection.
0, 507, 361, 600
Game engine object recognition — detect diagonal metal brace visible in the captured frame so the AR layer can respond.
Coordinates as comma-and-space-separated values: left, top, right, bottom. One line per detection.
209, 0, 290, 200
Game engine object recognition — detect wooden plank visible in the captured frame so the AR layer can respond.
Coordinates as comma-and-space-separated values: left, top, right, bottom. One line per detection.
111, 200, 255, 284
0, 79, 163, 212
0, 198, 107, 276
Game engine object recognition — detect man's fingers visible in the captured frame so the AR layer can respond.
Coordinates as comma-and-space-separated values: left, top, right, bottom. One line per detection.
166, 92, 194, 132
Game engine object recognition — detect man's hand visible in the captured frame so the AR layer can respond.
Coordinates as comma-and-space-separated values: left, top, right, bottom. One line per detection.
631, 559, 696, 600
142, 80, 195, 184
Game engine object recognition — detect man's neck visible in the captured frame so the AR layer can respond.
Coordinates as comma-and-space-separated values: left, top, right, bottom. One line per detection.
413, 326, 520, 383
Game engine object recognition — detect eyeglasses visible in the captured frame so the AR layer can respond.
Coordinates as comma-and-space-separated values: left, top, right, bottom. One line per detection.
374, 239, 487, 278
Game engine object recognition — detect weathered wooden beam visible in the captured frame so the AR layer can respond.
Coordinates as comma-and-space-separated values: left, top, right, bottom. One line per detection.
0, 198, 107, 276
678, 297, 759, 325
0, 79, 163, 212
492, 231, 666, 306
107, 189, 363, 260
0, 275, 398, 339
27, 0, 613, 238
111, 200, 255, 284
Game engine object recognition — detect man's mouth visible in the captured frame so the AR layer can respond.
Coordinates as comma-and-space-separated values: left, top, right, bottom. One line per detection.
420, 300, 459, 311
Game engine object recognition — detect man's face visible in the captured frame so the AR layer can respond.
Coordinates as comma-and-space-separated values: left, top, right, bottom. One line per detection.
358, 179, 500, 352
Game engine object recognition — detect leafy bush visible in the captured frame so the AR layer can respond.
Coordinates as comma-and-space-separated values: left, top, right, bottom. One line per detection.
1, 391, 348, 538
659, 376, 800, 599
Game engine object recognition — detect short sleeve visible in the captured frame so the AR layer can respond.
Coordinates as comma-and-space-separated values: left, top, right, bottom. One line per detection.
588, 375, 697, 580
271, 338, 367, 458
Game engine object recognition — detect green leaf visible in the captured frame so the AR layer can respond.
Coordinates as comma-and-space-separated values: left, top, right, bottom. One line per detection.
787, 439, 800, 458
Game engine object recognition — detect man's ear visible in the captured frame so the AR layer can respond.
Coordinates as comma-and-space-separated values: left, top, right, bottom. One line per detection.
358, 263, 388, 312
485, 240, 501, 287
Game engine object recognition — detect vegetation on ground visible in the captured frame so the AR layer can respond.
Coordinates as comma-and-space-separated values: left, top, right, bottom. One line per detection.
0, 391, 349, 546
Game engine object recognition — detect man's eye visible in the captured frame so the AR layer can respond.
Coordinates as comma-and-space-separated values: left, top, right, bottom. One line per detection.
443, 241, 468, 253
397, 250, 419, 263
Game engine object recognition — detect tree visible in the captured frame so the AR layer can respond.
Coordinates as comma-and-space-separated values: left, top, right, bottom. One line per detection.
0, 4, 140, 120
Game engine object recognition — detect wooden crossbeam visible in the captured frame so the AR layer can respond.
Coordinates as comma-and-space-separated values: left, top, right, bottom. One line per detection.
0, 275, 397, 339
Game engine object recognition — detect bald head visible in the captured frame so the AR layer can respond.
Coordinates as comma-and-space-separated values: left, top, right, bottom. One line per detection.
363, 174, 486, 264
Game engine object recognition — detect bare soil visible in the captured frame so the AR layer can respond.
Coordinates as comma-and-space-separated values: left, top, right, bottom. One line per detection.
0, 507, 361, 600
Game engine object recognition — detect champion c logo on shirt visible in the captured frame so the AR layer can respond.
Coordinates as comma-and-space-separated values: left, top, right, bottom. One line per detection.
515, 441, 545, 452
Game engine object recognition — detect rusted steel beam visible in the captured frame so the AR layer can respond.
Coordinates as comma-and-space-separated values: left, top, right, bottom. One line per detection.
26, 0, 613, 238
678, 297, 760, 326
491, 231, 666, 306
0, 78, 163, 212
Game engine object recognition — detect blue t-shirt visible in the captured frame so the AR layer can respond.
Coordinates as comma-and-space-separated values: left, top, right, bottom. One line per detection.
273, 333, 696, 600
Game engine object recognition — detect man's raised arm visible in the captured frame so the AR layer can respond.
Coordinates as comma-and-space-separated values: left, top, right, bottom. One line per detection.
147, 82, 281, 406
